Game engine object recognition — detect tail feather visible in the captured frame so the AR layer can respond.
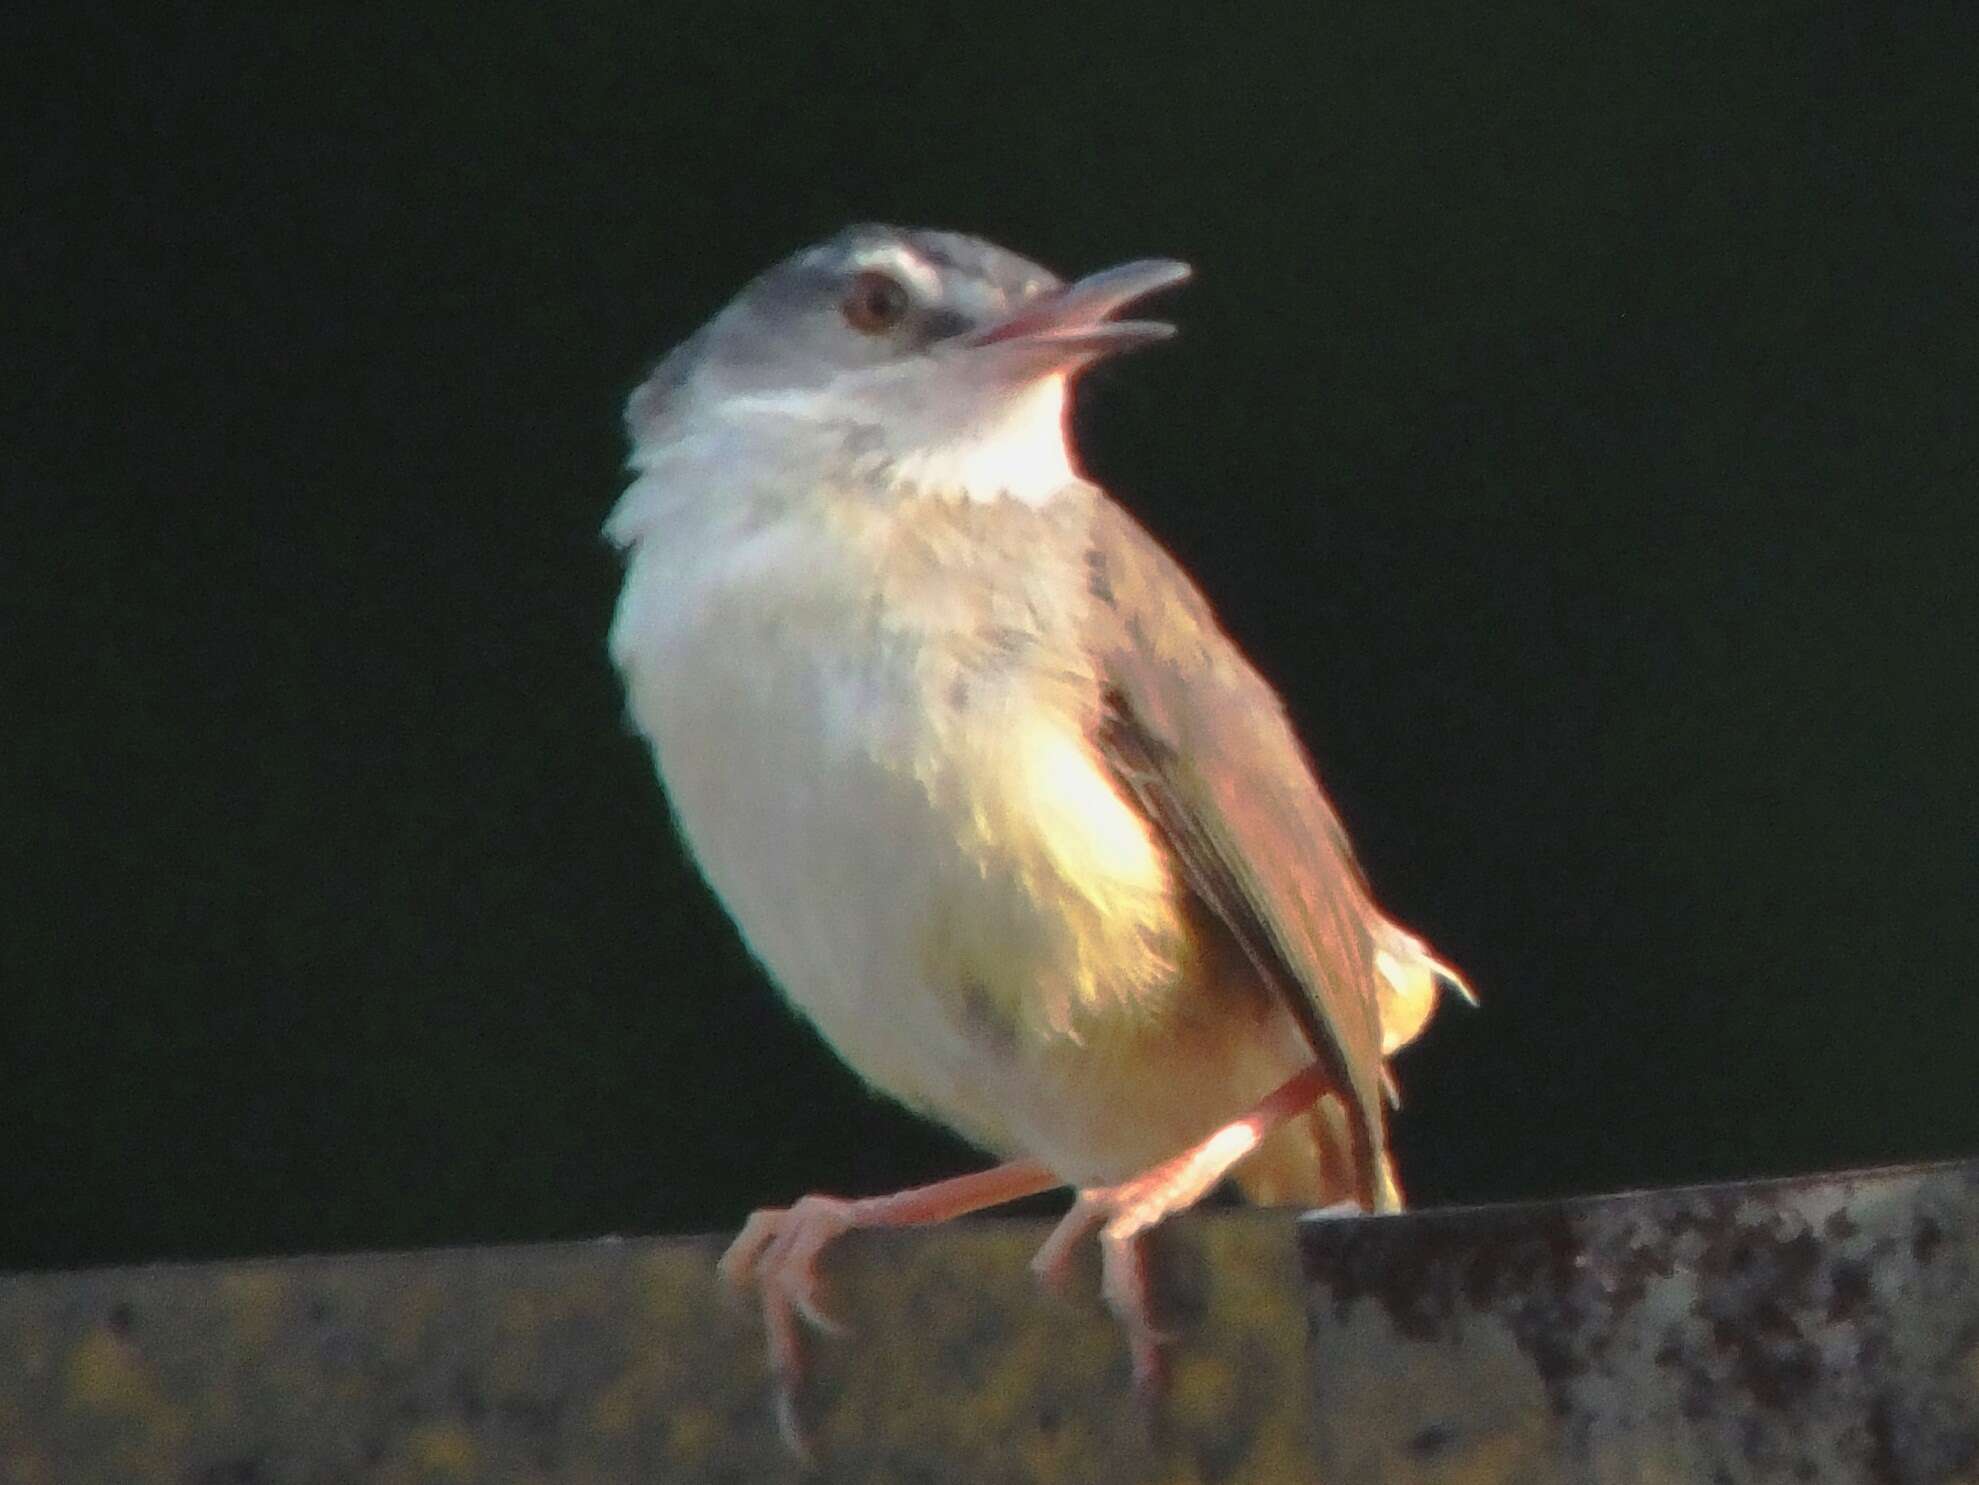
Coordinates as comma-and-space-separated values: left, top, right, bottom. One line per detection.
1231, 922, 1469, 1216
1374, 922, 1475, 1055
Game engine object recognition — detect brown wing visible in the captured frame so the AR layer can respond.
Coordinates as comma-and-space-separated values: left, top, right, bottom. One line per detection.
1083, 500, 1390, 1206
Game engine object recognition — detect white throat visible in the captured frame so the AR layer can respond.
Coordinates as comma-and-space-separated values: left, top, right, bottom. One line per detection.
612, 370, 1083, 555
881, 374, 1079, 507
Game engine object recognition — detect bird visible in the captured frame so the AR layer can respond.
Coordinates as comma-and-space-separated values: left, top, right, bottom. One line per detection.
605, 224, 1472, 1452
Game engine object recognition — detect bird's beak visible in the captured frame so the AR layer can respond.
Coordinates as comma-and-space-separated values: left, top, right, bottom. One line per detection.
963, 258, 1192, 374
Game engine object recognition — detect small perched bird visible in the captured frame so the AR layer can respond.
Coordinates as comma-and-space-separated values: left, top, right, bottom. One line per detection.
607, 225, 1470, 1449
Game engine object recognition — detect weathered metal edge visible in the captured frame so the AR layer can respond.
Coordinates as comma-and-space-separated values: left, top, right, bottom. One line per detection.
1, 1158, 1972, 1483
1299, 1156, 1979, 1483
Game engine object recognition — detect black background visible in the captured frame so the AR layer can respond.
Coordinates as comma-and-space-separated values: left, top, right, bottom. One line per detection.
7, 4, 1976, 1272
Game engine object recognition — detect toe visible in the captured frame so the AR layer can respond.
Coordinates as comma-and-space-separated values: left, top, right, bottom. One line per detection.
1098, 1233, 1172, 1343
763, 1195, 855, 1335
718, 1207, 785, 1294
1099, 1227, 1175, 1406
1129, 1328, 1170, 1401
1029, 1194, 1105, 1293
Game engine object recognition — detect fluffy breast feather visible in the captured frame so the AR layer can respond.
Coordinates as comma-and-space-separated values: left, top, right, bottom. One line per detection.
608, 478, 1229, 1169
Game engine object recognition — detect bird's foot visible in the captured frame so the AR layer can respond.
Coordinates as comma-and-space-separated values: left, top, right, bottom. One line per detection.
1028, 1066, 1337, 1396
1027, 1133, 1251, 1397
719, 1195, 859, 1460
718, 1160, 1060, 1460
1030, 1201, 1171, 1397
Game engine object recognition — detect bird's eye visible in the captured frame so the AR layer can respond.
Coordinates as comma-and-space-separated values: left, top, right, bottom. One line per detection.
841, 270, 910, 334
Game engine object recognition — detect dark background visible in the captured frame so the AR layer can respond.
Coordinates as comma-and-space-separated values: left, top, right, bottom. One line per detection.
7, 4, 1975, 1273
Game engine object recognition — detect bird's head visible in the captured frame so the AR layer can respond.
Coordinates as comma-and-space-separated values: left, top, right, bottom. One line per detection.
626, 225, 1189, 506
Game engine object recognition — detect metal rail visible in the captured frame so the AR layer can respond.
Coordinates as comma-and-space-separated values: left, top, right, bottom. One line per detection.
3, 1159, 1972, 1482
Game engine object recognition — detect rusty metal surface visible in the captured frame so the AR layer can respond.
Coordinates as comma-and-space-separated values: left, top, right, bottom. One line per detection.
0, 1214, 1316, 1484
1301, 1158, 1979, 1484
1, 1159, 1972, 1483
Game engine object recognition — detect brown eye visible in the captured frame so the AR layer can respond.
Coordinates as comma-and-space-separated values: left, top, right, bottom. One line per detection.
841, 270, 910, 334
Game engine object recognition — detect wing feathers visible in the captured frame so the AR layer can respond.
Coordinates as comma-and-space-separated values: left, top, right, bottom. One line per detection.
1082, 503, 1391, 1206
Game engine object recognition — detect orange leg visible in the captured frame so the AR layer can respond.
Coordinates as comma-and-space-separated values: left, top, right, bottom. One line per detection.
720, 1158, 1060, 1456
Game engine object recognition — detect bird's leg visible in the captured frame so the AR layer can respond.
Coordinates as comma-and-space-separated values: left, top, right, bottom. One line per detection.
720, 1158, 1060, 1457
1029, 1064, 1334, 1394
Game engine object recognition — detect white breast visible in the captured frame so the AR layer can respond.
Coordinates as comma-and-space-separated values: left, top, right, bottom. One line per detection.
607, 478, 1198, 1168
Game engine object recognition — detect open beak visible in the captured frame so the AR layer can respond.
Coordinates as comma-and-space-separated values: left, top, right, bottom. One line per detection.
963, 258, 1192, 372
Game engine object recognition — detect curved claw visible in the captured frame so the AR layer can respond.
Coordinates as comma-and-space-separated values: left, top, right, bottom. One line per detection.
786, 1280, 851, 1338
773, 1386, 817, 1469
